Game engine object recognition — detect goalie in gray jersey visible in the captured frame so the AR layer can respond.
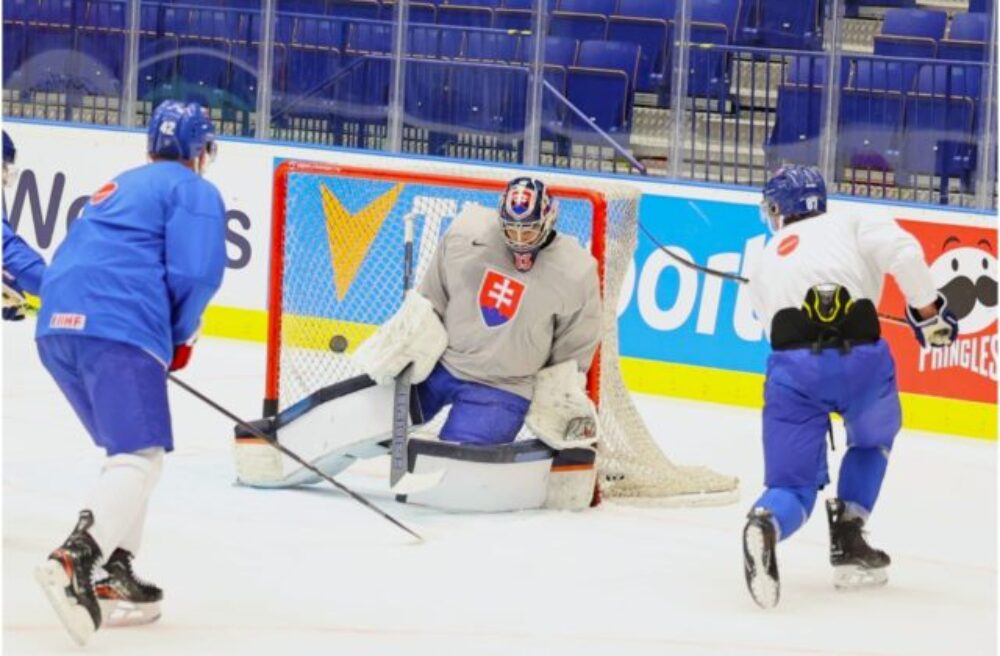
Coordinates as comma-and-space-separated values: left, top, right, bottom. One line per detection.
356, 176, 603, 449
236, 177, 603, 510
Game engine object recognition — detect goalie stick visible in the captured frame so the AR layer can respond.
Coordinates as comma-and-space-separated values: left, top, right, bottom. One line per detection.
637, 221, 910, 327
168, 374, 423, 542
390, 214, 416, 488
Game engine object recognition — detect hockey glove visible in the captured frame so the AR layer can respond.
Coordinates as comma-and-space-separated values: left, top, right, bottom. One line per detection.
526, 361, 599, 450
905, 292, 958, 348
170, 333, 199, 371
2, 270, 27, 321
352, 290, 447, 385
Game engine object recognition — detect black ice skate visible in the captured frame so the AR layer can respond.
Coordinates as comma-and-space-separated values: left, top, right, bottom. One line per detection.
826, 498, 891, 590
743, 507, 780, 609
95, 548, 163, 627
34, 510, 103, 645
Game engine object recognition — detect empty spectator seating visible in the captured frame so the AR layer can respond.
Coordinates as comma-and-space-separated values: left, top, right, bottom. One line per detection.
566, 40, 639, 142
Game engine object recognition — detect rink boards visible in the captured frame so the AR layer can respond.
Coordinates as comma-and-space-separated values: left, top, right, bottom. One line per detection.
4, 119, 996, 439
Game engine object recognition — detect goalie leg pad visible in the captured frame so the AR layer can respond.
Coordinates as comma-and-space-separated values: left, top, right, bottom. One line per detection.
234, 376, 395, 487
545, 447, 597, 510
400, 438, 555, 512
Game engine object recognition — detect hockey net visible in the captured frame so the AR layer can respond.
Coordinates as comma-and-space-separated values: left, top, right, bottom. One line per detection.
264, 160, 738, 505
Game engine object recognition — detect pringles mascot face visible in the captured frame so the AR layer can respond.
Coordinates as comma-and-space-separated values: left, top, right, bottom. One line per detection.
930, 236, 997, 336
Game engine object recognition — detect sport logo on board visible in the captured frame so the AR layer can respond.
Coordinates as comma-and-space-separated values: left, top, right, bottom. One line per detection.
478, 269, 526, 328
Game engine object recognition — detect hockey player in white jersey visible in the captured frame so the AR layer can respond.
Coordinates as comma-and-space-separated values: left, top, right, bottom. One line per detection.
742, 166, 958, 609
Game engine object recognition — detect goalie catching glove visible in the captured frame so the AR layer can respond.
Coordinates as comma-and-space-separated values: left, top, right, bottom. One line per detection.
353, 290, 448, 385
525, 360, 598, 450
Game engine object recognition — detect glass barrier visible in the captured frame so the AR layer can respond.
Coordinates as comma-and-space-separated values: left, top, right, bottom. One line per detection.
2, 0, 996, 209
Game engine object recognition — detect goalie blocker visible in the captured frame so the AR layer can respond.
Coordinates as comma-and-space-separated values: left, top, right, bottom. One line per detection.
233, 373, 598, 511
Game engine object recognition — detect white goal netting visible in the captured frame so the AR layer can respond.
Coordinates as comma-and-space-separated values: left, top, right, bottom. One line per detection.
265, 160, 738, 505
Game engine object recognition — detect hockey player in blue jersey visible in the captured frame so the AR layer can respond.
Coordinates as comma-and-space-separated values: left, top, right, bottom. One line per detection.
33, 100, 226, 645
741, 166, 959, 609
2, 129, 47, 320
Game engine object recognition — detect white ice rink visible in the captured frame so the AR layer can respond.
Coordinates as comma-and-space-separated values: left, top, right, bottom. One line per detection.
3, 325, 996, 656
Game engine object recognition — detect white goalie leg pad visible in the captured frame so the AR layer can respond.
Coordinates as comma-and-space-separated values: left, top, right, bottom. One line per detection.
352, 290, 447, 385
400, 439, 555, 512
234, 378, 394, 487
545, 447, 597, 510
525, 361, 599, 450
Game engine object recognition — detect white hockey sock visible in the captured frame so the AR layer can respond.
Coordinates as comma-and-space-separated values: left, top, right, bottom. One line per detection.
118, 494, 152, 555
85, 447, 164, 559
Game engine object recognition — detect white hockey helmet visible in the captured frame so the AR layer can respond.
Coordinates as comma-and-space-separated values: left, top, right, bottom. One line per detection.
498, 177, 557, 272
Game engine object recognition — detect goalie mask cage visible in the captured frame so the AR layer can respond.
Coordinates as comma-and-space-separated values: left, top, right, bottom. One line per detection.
265, 160, 737, 505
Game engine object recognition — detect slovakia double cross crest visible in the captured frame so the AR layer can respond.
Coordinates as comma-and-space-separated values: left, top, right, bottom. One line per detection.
478, 269, 526, 327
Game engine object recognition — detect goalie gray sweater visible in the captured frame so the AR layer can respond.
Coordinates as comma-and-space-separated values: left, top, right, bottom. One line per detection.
419, 205, 602, 401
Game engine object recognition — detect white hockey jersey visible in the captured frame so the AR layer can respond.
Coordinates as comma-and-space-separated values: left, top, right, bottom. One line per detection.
419, 205, 602, 400
747, 212, 939, 340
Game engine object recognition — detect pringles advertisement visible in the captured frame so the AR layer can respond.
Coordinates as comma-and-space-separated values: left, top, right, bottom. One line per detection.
879, 220, 997, 408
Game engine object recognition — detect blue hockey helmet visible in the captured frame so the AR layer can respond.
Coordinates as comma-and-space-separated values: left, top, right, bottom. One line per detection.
761, 165, 827, 232
2, 131, 15, 165
3, 130, 17, 190
498, 177, 558, 271
147, 100, 217, 164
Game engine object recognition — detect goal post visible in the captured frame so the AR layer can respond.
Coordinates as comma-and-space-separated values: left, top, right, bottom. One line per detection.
263, 159, 738, 505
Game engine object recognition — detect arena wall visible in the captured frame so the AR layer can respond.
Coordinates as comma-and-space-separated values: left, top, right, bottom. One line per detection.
6, 119, 995, 438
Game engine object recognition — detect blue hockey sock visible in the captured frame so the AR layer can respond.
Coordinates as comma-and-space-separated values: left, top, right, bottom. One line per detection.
751, 485, 818, 541
837, 446, 889, 520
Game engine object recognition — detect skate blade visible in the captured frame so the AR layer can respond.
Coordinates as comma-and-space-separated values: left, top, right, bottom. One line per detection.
744, 524, 780, 609
99, 599, 162, 627
34, 561, 97, 646
833, 565, 888, 590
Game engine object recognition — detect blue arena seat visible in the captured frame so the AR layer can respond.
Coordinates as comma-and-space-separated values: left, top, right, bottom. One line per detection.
328, 1, 381, 20
607, 15, 670, 94
494, 9, 532, 31
463, 30, 522, 62
949, 12, 989, 41
549, 11, 608, 41
564, 40, 639, 141
766, 83, 824, 168
617, 0, 675, 19
518, 36, 577, 66
880, 8, 947, 40
437, 5, 493, 28
452, 63, 529, 140
744, 0, 823, 50
558, 0, 617, 14
969, 0, 991, 13
686, 0, 739, 102
898, 64, 978, 188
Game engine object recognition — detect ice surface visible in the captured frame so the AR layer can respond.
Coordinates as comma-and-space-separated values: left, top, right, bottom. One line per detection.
3, 326, 996, 655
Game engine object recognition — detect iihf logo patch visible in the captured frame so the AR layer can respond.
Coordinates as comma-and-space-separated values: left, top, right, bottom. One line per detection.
478, 269, 526, 327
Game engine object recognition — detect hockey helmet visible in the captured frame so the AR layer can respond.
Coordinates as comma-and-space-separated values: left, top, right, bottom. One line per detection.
3, 130, 17, 189
761, 165, 827, 233
147, 100, 217, 166
498, 177, 557, 272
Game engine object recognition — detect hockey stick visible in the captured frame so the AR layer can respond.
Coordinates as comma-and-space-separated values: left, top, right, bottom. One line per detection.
167, 374, 423, 542
637, 221, 909, 326
389, 213, 416, 489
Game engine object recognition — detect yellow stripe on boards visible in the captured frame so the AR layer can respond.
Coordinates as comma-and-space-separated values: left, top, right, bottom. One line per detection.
201, 306, 996, 440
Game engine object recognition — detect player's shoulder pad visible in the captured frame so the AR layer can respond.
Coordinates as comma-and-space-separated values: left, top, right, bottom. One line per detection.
169, 172, 226, 218
547, 233, 598, 284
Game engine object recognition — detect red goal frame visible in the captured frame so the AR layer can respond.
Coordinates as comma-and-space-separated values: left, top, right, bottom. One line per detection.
264, 160, 609, 416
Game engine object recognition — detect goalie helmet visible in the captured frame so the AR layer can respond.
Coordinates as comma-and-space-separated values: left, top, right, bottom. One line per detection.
498, 177, 557, 272
147, 100, 217, 171
760, 165, 827, 233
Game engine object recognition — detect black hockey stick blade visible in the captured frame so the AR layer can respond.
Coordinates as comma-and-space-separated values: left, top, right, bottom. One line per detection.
390, 363, 414, 488
168, 374, 423, 543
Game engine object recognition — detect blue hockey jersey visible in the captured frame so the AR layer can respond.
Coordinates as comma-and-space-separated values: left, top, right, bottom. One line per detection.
37, 161, 226, 366
3, 216, 46, 295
